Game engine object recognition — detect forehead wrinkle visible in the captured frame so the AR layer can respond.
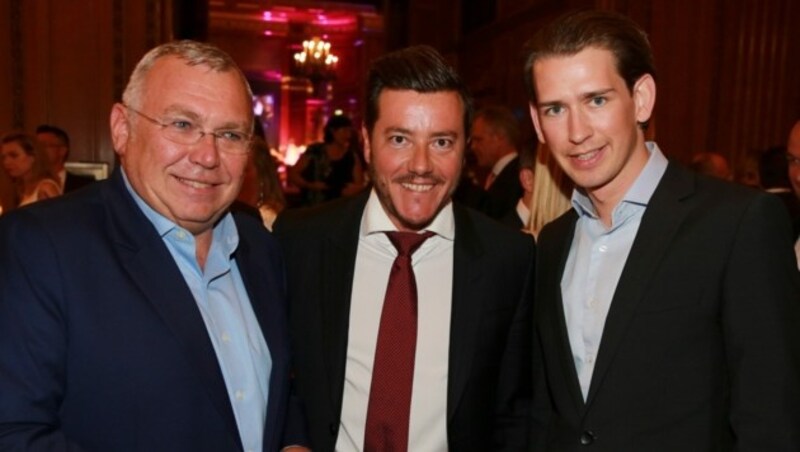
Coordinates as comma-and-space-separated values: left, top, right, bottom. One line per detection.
160, 104, 249, 131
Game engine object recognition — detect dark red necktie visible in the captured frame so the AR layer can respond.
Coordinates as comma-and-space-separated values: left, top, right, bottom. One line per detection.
364, 231, 435, 452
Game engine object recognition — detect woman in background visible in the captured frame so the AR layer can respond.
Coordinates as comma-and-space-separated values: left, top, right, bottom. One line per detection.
288, 114, 364, 206
237, 137, 286, 231
1, 132, 61, 210
526, 142, 573, 238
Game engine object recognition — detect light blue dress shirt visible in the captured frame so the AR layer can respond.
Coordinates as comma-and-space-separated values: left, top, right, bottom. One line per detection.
123, 171, 271, 452
561, 142, 668, 400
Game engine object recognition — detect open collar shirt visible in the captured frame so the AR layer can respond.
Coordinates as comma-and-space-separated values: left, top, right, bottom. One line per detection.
561, 142, 668, 400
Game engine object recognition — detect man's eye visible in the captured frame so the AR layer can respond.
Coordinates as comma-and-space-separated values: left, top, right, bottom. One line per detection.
389, 136, 407, 145
590, 96, 607, 106
432, 138, 453, 149
218, 131, 247, 142
169, 120, 194, 131
544, 106, 563, 116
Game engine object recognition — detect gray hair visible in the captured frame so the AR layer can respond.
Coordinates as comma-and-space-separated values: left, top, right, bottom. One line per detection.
122, 40, 254, 113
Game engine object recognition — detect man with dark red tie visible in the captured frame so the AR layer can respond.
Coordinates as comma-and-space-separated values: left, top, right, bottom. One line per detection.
274, 45, 534, 451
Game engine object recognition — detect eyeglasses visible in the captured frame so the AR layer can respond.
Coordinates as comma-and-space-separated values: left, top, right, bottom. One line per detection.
124, 104, 252, 154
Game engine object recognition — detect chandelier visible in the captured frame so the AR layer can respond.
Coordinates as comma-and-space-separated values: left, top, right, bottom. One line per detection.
293, 37, 339, 82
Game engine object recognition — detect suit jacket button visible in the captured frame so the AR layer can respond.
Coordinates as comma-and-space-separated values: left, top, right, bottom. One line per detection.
580, 431, 595, 445
329, 423, 338, 435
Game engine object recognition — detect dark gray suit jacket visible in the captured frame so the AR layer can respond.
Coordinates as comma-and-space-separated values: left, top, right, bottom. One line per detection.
274, 192, 535, 451
532, 163, 800, 451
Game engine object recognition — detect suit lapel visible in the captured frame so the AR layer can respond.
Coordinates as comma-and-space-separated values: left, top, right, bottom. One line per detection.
323, 194, 366, 418
584, 164, 695, 408
447, 204, 486, 419
235, 226, 287, 451
540, 211, 586, 416
103, 171, 243, 450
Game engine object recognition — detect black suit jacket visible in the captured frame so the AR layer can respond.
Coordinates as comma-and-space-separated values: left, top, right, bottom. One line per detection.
63, 170, 96, 193
532, 163, 800, 451
274, 192, 535, 451
484, 155, 523, 220
0, 170, 303, 451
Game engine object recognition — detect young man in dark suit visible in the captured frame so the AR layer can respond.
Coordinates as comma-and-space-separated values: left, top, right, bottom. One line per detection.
274, 45, 534, 451
0, 41, 304, 451
524, 10, 800, 450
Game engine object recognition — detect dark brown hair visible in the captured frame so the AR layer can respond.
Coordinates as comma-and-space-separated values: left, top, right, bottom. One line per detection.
522, 10, 656, 105
364, 45, 473, 136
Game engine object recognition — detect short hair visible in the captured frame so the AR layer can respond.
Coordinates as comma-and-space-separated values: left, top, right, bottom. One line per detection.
522, 10, 656, 105
323, 114, 353, 143
473, 105, 522, 150
122, 40, 253, 126
364, 45, 473, 136
35, 124, 70, 148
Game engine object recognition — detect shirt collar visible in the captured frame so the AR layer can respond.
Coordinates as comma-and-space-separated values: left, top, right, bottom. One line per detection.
491, 152, 518, 176
571, 141, 668, 218
361, 189, 455, 241
121, 168, 239, 255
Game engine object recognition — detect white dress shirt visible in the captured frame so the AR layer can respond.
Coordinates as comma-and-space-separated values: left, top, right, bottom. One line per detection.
336, 190, 454, 452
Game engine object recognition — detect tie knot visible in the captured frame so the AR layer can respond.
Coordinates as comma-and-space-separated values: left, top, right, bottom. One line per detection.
385, 231, 435, 257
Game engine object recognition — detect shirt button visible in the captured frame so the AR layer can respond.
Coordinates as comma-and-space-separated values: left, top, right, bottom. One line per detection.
598, 245, 608, 252
221, 332, 231, 343
586, 354, 595, 364
580, 430, 595, 445
176, 230, 186, 239
235, 390, 244, 400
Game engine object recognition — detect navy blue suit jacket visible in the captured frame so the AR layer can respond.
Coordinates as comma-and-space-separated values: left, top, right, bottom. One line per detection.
0, 170, 303, 451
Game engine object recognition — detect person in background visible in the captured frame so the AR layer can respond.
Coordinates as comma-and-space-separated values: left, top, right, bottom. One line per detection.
288, 114, 364, 206
526, 142, 572, 238
274, 45, 534, 451
237, 136, 286, 231
469, 105, 524, 219
689, 151, 732, 180
35, 124, 96, 193
524, 10, 800, 449
734, 149, 762, 188
786, 119, 800, 268
0, 40, 306, 451
1, 131, 61, 209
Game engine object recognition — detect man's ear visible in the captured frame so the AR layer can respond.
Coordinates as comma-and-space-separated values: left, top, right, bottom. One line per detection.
110, 103, 131, 158
632, 74, 656, 125
528, 103, 545, 144
361, 125, 372, 165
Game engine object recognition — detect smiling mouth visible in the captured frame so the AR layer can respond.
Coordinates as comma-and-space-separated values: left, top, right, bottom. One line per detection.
571, 146, 603, 162
401, 182, 436, 192
176, 176, 216, 189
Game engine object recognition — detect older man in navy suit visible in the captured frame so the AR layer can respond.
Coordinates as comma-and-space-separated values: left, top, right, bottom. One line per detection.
0, 41, 304, 451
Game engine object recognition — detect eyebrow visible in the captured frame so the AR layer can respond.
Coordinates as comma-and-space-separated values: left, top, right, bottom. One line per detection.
383, 126, 459, 139
162, 105, 249, 131
537, 87, 616, 109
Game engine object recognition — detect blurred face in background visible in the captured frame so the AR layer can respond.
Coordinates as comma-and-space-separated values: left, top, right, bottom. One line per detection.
332, 126, 353, 148
470, 116, 498, 168
1, 141, 35, 180
36, 132, 68, 170
788, 121, 800, 200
